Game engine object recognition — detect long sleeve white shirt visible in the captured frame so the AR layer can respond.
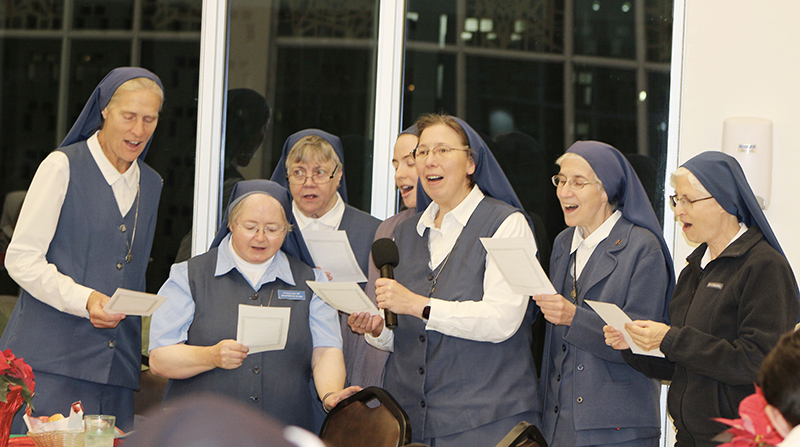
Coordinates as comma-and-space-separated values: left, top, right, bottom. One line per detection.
5, 133, 140, 317
366, 185, 537, 351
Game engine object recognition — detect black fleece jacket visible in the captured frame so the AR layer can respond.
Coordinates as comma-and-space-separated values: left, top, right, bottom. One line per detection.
623, 227, 799, 447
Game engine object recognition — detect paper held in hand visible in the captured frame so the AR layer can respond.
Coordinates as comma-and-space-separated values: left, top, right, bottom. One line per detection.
306, 281, 380, 316
303, 230, 368, 283
236, 304, 290, 354
479, 237, 556, 296
585, 300, 665, 357
103, 288, 167, 316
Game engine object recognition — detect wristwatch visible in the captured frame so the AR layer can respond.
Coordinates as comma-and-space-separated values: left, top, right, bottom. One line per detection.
422, 305, 431, 320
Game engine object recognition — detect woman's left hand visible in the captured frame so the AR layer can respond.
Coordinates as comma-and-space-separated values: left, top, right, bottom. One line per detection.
375, 278, 429, 318
625, 320, 670, 351
532, 293, 576, 326
323, 386, 362, 411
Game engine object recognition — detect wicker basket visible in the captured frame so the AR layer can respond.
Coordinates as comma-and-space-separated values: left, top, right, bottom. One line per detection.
27, 430, 84, 447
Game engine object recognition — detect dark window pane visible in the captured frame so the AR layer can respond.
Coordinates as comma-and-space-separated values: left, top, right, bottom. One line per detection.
402, 50, 457, 127
646, 70, 670, 224
646, 1, 673, 63
406, 0, 457, 44
68, 40, 131, 125
0, 39, 61, 196
141, 0, 202, 32
277, 0, 376, 38
2, 0, 64, 30
462, 0, 564, 53
72, 0, 134, 30
140, 40, 201, 293
574, 0, 635, 59
573, 66, 636, 146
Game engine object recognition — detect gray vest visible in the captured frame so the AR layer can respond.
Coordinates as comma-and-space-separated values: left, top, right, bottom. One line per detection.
386, 196, 540, 439
0, 141, 162, 388
164, 249, 318, 431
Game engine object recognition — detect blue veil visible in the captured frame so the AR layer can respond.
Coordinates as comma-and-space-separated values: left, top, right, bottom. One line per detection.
682, 151, 785, 257
270, 129, 348, 203
567, 141, 675, 320
209, 179, 314, 267
415, 116, 535, 237
60, 67, 164, 160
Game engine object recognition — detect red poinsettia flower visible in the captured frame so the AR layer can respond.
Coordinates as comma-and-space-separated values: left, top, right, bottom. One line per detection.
0, 349, 35, 411
714, 386, 783, 447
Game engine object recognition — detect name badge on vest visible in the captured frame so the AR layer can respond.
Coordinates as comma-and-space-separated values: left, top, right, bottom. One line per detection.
278, 290, 306, 301
706, 281, 724, 290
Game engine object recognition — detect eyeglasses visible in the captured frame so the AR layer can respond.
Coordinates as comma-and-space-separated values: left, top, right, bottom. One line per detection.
669, 194, 713, 209
235, 222, 286, 238
551, 175, 601, 190
287, 165, 338, 185
412, 145, 471, 160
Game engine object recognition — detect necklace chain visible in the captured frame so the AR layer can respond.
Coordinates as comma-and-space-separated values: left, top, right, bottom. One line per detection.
125, 184, 141, 263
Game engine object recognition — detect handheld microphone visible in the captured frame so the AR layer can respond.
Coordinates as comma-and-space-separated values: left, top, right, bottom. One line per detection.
372, 238, 399, 330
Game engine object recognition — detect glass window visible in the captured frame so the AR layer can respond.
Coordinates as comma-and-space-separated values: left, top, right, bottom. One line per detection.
73, 0, 135, 30
403, 0, 673, 258
226, 0, 380, 214
0, 1, 202, 298
574, 0, 635, 59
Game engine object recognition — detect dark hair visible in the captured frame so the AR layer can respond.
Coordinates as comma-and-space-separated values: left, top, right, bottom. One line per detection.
760, 329, 800, 427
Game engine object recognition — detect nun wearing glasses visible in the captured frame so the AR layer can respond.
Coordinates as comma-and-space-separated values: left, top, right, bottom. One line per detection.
604, 151, 800, 447
149, 180, 359, 431
533, 141, 674, 447
349, 114, 541, 446
270, 129, 383, 392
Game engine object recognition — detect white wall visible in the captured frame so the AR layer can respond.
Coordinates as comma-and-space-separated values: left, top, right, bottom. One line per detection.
673, 0, 800, 268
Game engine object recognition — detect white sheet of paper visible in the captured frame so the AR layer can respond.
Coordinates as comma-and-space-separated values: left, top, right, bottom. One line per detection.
104, 288, 167, 316
303, 230, 368, 283
306, 281, 380, 316
480, 237, 556, 296
236, 305, 291, 354
585, 300, 665, 358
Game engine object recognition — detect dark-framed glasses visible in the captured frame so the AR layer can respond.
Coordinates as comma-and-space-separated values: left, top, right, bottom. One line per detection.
669, 194, 713, 209
412, 145, 471, 160
235, 222, 286, 238
551, 175, 600, 191
287, 165, 338, 185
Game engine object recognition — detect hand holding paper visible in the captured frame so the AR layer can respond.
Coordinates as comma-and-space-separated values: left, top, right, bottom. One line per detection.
586, 300, 664, 357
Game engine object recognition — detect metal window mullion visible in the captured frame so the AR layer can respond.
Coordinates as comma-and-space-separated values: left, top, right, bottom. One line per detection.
370, 0, 407, 219
192, 0, 229, 257
564, 0, 575, 147
635, 0, 647, 155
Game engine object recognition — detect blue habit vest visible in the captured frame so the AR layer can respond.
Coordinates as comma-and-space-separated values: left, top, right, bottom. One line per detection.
386, 196, 540, 440
163, 248, 318, 431
0, 141, 162, 389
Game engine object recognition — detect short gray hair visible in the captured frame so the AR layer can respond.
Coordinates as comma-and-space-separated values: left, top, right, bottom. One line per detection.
670, 167, 710, 196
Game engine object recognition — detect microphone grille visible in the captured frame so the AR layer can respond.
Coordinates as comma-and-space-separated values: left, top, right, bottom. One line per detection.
372, 238, 399, 268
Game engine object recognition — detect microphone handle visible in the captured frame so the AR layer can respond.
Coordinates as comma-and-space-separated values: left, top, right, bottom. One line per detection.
380, 264, 398, 330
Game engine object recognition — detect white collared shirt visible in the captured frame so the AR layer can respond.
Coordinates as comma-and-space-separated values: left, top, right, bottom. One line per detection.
292, 192, 345, 232
569, 210, 623, 280
366, 185, 537, 351
5, 132, 140, 317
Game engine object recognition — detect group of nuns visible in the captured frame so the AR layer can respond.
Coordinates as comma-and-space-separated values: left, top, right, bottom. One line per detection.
152, 105, 800, 447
